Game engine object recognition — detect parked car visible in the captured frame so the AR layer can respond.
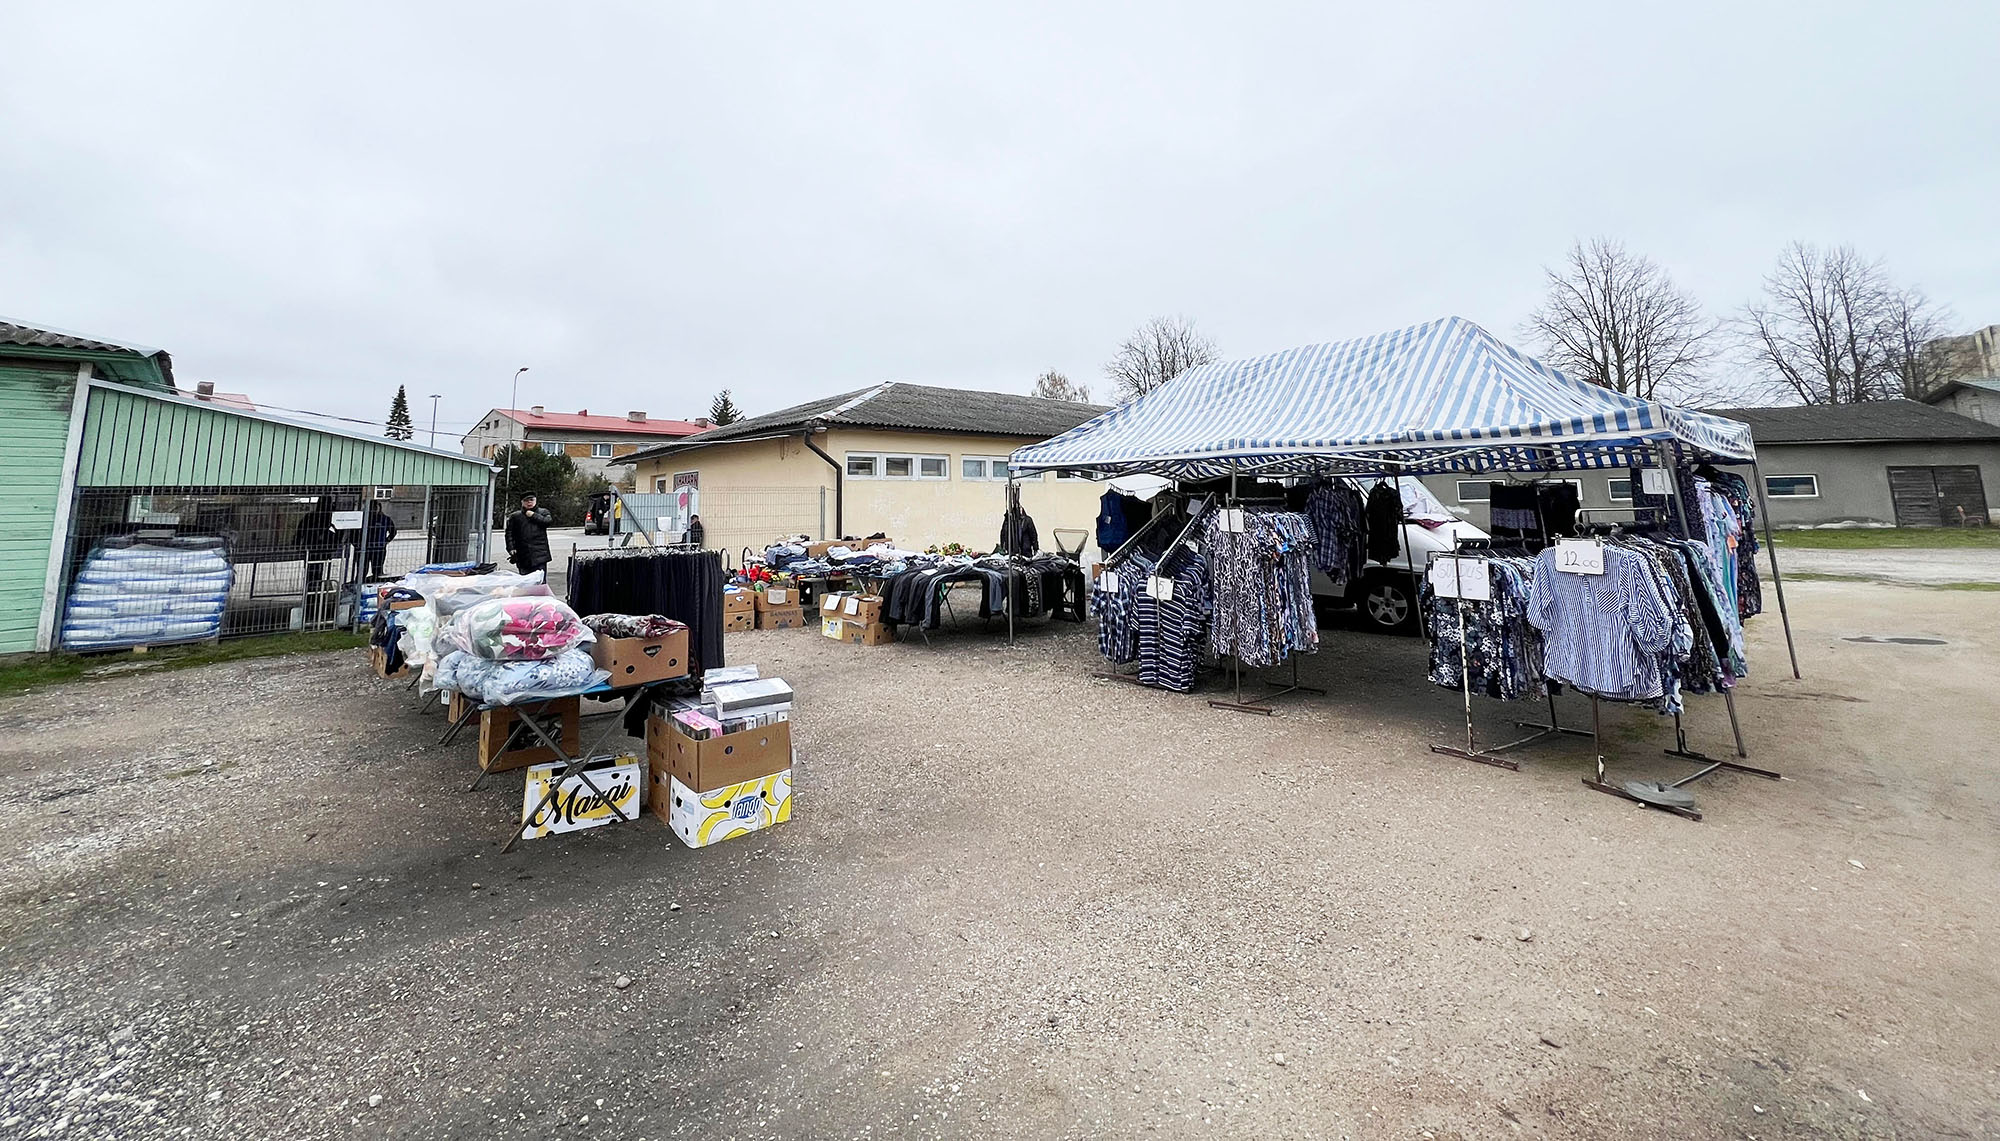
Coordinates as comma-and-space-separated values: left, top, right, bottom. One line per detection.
1306, 477, 1486, 634
582, 492, 614, 535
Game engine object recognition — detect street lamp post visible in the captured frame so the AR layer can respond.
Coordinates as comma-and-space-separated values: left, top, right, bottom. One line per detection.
427, 394, 442, 449
499, 367, 529, 524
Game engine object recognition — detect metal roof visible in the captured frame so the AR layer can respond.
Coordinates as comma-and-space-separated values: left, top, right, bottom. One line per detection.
616, 382, 1109, 464
1704, 400, 2000, 444
0, 318, 175, 386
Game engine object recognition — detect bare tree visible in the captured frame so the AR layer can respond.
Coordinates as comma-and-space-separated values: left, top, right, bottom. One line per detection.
1105, 315, 1217, 400
1524, 238, 1716, 403
1882, 287, 1956, 399
1031, 369, 1092, 402
1737, 242, 1931, 405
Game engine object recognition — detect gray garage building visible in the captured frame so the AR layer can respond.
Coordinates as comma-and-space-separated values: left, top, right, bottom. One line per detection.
1708, 402, 1999, 528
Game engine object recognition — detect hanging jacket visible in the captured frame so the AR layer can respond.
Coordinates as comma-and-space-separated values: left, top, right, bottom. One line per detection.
1365, 481, 1402, 564
998, 509, 1039, 556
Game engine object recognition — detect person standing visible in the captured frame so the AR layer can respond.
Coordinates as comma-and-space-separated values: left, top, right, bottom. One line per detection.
505, 492, 554, 576
363, 501, 399, 579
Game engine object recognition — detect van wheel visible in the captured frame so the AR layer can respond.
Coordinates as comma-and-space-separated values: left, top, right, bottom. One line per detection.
1358, 571, 1419, 635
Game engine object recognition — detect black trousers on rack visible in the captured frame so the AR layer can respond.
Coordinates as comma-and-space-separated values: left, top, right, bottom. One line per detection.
567, 550, 725, 675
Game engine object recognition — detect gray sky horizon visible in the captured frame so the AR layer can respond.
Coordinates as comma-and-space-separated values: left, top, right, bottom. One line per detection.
4, 1, 1993, 443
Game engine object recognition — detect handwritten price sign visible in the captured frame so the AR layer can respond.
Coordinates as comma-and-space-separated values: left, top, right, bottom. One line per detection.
1554, 539, 1605, 576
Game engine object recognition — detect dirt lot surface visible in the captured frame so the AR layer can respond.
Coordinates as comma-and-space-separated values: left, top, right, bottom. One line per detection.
1765, 545, 2000, 586
2, 581, 1997, 1140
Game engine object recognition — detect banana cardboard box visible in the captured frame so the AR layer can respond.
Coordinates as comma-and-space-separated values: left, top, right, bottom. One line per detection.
519, 755, 642, 841
661, 770, 792, 849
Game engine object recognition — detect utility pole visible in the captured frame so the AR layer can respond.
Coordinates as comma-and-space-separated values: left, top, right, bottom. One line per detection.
428, 394, 442, 449
499, 367, 528, 526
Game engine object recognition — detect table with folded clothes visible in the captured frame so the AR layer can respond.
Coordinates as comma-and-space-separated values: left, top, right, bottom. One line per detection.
877, 553, 1088, 631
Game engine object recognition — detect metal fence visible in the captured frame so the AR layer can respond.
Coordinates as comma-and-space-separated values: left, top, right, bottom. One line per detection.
57, 483, 489, 649
683, 487, 825, 566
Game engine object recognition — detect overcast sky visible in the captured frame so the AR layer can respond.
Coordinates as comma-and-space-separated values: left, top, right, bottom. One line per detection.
4, 2, 1993, 442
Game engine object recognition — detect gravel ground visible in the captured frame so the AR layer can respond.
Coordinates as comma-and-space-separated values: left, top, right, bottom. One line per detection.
1, 580, 1997, 1139
1764, 545, 2000, 586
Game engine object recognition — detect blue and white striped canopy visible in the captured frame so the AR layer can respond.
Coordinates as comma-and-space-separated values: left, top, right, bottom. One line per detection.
1011, 317, 1754, 479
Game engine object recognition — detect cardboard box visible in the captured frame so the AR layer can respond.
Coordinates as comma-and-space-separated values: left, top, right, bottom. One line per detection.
370, 644, 407, 679
757, 606, 806, 630
724, 611, 755, 633
824, 618, 895, 646
590, 628, 690, 685
723, 588, 754, 614
477, 697, 582, 772
817, 591, 853, 619
648, 714, 792, 794
755, 587, 794, 610
659, 770, 793, 847
520, 755, 642, 841
805, 540, 837, 559
449, 690, 474, 721
838, 594, 885, 625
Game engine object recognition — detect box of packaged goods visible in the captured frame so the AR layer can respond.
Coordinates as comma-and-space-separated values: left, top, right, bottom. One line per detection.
725, 610, 755, 633
660, 770, 793, 847
590, 628, 690, 684
837, 594, 885, 626
519, 754, 642, 841
756, 606, 806, 631
754, 586, 794, 611
707, 677, 794, 714
723, 588, 755, 615
647, 712, 793, 796
816, 591, 853, 620
477, 697, 582, 772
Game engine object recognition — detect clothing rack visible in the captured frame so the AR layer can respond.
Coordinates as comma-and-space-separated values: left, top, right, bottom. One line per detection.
1090, 492, 1216, 686
1208, 476, 1325, 717
1424, 542, 1587, 769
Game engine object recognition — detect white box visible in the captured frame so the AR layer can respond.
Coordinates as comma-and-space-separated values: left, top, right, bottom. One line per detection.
665, 770, 792, 848
708, 677, 795, 715
519, 755, 642, 841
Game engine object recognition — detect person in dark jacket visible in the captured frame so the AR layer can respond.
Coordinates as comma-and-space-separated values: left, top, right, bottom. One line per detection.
293, 494, 346, 597
363, 501, 399, 579
504, 493, 554, 575
685, 514, 705, 548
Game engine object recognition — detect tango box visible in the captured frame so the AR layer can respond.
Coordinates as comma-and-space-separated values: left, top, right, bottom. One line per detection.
658, 770, 793, 847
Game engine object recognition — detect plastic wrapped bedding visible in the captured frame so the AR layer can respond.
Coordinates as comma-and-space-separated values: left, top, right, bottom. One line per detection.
432, 647, 608, 705
432, 596, 592, 661
61, 536, 232, 650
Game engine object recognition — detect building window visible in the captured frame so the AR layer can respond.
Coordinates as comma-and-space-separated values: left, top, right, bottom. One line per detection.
654, 477, 668, 492
591, 443, 613, 458
846, 453, 948, 480
1454, 480, 1491, 503
538, 441, 562, 455
1764, 474, 1820, 498
1055, 469, 1086, 480
1607, 477, 1634, 502
961, 457, 1012, 481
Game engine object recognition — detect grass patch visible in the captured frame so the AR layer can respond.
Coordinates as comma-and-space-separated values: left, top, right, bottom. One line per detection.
1772, 527, 2000, 550
0, 631, 369, 696
1786, 571, 2000, 591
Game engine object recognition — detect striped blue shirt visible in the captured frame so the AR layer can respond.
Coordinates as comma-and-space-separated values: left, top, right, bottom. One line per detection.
1526, 546, 1675, 700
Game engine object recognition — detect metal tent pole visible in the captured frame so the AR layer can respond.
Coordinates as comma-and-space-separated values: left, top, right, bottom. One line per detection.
1006, 476, 1017, 646
1749, 458, 1801, 680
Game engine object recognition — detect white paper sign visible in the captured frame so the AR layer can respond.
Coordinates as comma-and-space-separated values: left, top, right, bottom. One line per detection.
331, 511, 365, 530
1640, 468, 1672, 495
1146, 575, 1174, 601
1220, 508, 1246, 533
1100, 570, 1119, 593
1554, 539, 1606, 575
1427, 557, 1491, 601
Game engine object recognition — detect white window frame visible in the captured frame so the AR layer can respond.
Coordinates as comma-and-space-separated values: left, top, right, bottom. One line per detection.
1764, 474, 1820, 499
654, 477, 668, 492
591, 442, 614, 458
961, 456, 1012, 482
845, 452, 949, 480
538, 440, 562, 455
1606, 477, 1634, 502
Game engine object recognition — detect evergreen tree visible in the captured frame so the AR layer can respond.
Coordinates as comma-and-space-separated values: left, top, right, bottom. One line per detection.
385, 385, 415, 440
708, 389, 744, 425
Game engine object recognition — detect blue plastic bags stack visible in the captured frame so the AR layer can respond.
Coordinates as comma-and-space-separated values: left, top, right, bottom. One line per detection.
62, 537, 233, 650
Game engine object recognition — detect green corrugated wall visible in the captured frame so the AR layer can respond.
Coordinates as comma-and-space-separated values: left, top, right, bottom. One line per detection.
77, 386, 494, 488
0, 364, 79, 653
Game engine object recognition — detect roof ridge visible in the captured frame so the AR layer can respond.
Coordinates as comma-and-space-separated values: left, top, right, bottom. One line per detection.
826, 382, 894, 420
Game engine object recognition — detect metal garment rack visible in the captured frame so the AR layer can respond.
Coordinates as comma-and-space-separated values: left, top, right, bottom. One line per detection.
1088, 491, 1217, 686
1208, 475, 1325, 716
1425, 543, 1587, 769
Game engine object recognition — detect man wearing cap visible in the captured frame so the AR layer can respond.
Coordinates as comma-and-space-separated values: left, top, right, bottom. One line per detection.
504, 492, 554, 576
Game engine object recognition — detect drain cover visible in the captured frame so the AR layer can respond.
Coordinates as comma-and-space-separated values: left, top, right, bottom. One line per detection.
1623, 780, 1697, 810
1844, 635, 1947, 645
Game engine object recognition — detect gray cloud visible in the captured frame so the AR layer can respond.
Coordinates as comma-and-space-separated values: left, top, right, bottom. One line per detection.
3, 1, 1991, 438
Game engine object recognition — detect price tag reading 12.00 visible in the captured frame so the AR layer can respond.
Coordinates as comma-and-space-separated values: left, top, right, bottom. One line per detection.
1554, 539, 1605, 576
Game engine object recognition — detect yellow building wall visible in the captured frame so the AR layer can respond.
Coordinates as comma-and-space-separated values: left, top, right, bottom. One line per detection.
625, 427, 1105, 559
